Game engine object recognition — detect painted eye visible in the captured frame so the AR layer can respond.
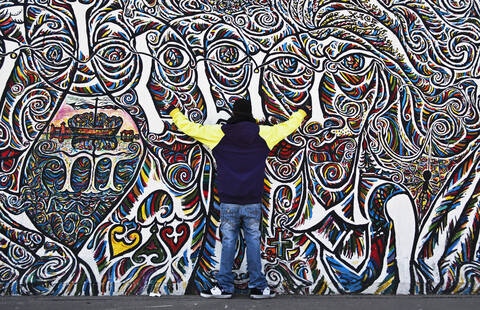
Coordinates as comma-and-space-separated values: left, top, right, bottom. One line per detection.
99, 45, 127, 63
44, 45, 63, 62
157, 46, 191, 69
267, 55, 306, 76
207, 43, 247, 65
340, 54, 366, 71
275, 57, 299, 74
217, 45, 239, 64
38, 43, 71, 65
163, 48, 184, 67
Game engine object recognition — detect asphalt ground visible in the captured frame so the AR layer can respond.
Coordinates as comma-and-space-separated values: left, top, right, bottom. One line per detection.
1, 294, 480, 310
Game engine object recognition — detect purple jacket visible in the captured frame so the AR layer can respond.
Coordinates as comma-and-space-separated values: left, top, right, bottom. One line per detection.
168, 108, 306, 204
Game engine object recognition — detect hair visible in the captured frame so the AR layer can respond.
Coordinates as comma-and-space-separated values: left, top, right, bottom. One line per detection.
226, 98, 256, 124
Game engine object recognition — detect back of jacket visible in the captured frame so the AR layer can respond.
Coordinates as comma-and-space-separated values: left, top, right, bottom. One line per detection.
212, 121, 270, 204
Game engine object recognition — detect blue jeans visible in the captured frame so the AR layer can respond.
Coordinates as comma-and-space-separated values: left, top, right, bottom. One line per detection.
216, 203, 268, 293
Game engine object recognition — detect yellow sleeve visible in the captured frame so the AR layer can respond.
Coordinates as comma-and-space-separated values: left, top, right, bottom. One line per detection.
169, 108, 224, 149
259, 110, 307, 149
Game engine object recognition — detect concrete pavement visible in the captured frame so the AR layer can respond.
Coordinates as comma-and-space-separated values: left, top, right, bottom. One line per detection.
1, 294, 479, 310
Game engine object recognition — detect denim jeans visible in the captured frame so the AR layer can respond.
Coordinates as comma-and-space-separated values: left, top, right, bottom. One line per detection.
216, 203, 268, 293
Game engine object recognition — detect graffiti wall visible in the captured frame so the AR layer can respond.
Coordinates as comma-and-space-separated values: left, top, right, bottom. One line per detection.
0, 0, 479, 296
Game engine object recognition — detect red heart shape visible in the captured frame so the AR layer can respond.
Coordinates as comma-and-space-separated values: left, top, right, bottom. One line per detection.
160, 223, 190, 255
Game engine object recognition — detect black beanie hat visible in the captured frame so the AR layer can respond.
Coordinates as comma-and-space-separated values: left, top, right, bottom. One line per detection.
232, 98, 252, 117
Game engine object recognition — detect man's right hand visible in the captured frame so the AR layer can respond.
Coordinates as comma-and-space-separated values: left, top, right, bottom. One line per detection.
163, 102, 179, 114
299, 104, 312, 123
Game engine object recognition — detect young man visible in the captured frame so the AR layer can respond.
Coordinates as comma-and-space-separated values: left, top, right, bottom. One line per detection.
165, 99, 307, 299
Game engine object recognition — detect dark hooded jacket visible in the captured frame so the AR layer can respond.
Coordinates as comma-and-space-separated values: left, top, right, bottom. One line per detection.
167, 106, 306, 204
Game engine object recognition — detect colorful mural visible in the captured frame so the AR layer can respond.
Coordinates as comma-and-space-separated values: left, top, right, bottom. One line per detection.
0, 0, 480, 296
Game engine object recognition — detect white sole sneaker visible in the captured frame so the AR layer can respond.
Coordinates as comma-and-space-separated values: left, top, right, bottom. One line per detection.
250, 287, 276, 299
200, 286, 232, 299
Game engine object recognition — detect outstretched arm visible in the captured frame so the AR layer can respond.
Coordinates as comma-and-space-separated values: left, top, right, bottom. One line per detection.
168, 107, 224, 149
259, 110, 307, 149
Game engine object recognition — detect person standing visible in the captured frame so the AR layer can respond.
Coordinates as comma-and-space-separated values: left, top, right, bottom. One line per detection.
165, 98, 307, 299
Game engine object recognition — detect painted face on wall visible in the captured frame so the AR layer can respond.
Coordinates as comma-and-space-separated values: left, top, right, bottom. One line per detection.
0, 0, 148, 295
145, 3, 480, 294
144, 5, 411, 293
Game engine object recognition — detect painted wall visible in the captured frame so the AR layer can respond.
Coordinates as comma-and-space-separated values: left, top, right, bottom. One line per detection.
0, 0, 479, 296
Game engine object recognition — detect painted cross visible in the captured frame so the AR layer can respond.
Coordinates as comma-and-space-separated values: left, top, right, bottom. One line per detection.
266, 227, 297, 260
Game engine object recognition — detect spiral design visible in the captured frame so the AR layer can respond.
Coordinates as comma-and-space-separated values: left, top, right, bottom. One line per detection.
304, 121, 322, 135
63, 213, 79, 235
0, 265, 17, 282
275, 214, 289, 228
119, 91, 137, 107
326, 61, 338, 73
24, 89, 53, 123
37, 140, 58, 154
343, 139, 356, 160
391, 171, 403, 184
254, 9, 277, 28
147, 31, 160, 45
408, 30, 429, 53
187, 108, 204, 123
265, 268, 282, 286
19, 247, 75, 295
277, 163, 294, 179
274, 185, 293, 214
429, 115, 455, 140
11, 83, 24, 95
336, 99, 361, 118
8, 244, 35, 269
167, 163, 194, 190
321, 163, 345, 186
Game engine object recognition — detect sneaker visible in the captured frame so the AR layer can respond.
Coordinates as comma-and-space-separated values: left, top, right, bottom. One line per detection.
250, 287, 276, 299
200, 286, 233, 299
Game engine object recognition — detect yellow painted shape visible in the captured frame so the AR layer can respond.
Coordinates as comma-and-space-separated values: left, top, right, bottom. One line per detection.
109, 225, 141, 257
